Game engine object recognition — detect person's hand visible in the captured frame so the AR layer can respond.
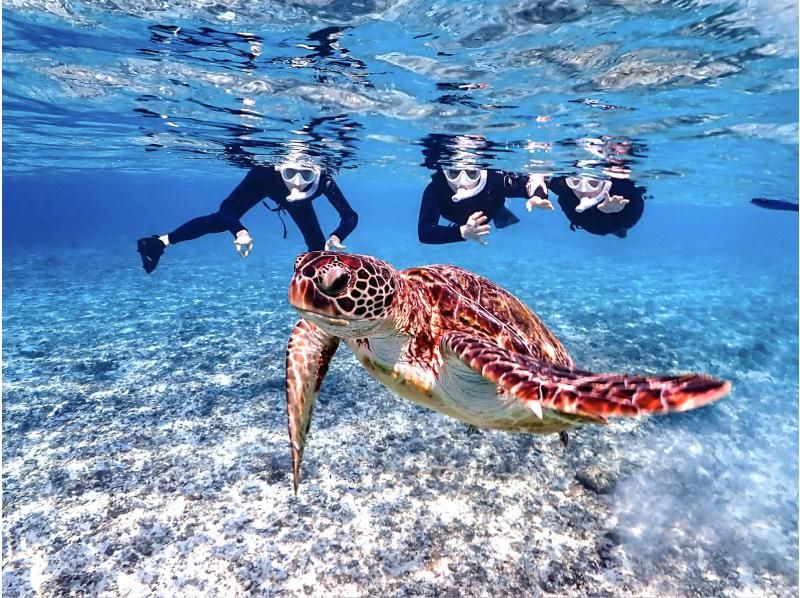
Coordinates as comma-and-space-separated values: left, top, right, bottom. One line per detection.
526, 174, 553, 212
234, 230, 253, 257
526, 196, 554, 212
597, 194, 630, 214
526, 173, 548, 198
460, 211, 491, 245
324, 235, 346, 251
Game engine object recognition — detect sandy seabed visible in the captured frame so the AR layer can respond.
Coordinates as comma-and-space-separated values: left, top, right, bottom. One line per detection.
3, 245, 797, 597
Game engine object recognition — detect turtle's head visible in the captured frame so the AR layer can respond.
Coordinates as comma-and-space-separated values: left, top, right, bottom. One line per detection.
289, 251, 398, 338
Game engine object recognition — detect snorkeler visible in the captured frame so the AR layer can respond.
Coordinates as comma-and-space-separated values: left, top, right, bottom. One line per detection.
537, 136, 646, 238
547, 172, 646, 238
751, 198, 799, 212
417, 167, 553, 245
136, 157, 358, 273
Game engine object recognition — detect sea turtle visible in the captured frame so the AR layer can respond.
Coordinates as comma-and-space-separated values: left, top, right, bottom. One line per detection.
286, 251, 730, 491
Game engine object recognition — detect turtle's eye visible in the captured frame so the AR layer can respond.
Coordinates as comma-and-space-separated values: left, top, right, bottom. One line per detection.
318, 268, 351, 297
294, 252, 318, 273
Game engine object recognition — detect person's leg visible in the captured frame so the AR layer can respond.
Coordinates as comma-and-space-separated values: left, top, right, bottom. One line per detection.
166, 213, 229, 245
137, 210, 231, 274
137, 172, 268, 274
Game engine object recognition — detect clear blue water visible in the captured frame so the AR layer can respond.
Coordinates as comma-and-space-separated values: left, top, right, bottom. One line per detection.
3, 1, 798, 596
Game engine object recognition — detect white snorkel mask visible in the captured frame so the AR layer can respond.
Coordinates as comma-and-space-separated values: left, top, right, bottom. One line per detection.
444, 168, 488, 202
277, 162, 321, 202
566, 176, 611, 213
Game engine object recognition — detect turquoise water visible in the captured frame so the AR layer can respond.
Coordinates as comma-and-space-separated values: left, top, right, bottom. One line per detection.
3, 2, 799, 596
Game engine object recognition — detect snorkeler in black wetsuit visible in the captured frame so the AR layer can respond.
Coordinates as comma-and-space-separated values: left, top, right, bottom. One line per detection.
136, 162, 358, 273
418, 168, 552, 244
751, 198, 799, 212
548, 175, 646, 238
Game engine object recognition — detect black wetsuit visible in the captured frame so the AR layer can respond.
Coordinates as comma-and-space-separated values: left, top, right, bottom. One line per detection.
168, 167, 358, 251
418, 169, 540, 244
549, 176, 645, 238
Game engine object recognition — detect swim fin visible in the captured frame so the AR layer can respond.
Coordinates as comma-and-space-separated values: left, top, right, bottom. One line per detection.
137, 236, 165, 274
493, 205, 520, 229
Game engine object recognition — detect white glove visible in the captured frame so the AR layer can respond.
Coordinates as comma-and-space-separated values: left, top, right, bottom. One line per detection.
526, 196, 554, 212
526, 173, 548, 197
324, 235, 346, 251
234, 230, 253, 258
597, 194, 630, 214
525, 174, 553, 212
460, 211, 491, 245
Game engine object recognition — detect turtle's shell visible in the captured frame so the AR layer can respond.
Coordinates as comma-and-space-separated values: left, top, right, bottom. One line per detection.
400, 264, 574, 368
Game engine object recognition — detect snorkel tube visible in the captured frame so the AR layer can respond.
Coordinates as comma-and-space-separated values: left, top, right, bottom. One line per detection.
445, 169, 488, 201
566, 176, 612, 213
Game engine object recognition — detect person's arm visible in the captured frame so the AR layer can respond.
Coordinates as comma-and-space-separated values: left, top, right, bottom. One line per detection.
501, 171, 553, 212
321, 175, 358, 244
597, 178, 638, 213
418, 185, 465, 245
502, 171, 534, 198
498, 172, 553, 212
217, 168, 273, 235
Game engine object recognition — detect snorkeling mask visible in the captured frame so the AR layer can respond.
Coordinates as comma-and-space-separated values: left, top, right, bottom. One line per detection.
444, 168, 488, 201
566, 176, 611, 213
278, 163, 321, 201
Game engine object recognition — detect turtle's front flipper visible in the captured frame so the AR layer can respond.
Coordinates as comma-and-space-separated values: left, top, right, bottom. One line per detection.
286, 319, 339, 493
441, 331, 730, 420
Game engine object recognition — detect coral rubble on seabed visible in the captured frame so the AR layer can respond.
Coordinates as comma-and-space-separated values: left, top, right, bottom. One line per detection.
3, 246, 797, 597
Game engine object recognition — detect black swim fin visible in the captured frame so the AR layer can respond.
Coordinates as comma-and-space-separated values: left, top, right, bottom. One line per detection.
493, 205, 520, 229
137, 236, 165, 274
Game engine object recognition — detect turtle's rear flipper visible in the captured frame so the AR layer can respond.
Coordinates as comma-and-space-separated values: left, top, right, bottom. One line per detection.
286, 319, 339, 494
441, 331, 730, 420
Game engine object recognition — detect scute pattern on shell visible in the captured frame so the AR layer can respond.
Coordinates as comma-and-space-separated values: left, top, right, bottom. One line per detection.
400, 264, 574, 368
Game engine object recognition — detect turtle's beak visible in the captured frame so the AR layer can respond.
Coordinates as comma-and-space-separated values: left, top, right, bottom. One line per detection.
294, 308, 351, 328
